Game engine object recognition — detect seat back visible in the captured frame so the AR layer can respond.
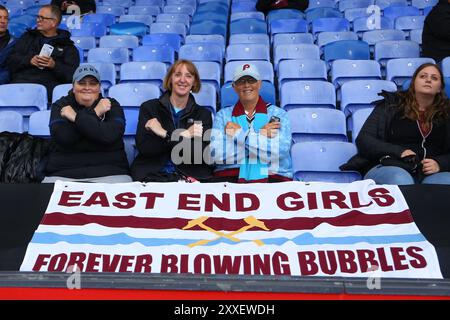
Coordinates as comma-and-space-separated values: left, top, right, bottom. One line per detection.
120, 61, 167, 88
108, 83, 160, 111
280, 80, 336, 110
28, 110, 51, 137
0, 111, 23, 133
0, 84, 48, 116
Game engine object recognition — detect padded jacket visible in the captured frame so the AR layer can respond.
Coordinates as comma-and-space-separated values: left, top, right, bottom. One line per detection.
422, 0, 450, 62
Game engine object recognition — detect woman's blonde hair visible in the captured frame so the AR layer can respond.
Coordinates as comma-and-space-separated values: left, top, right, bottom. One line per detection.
400, 63, 449, 126
163, 59, 201, 93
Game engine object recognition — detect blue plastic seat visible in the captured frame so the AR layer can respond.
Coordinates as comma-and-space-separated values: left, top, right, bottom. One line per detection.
338, 0, 374, 12
192, 11, 228, 24
277, 59, 328, 91
69, 22, 107, 38
9, 14, 35, 28
395, 15, 425, 37
411, 0, 438, 9
331, 59, 381, 87
108, 83, 160, 112
230, 18, 267, 35
362, 29, 405, 47
386, 57, 436, 86
344, 7, 372, 22
230, 11, 265, 22
189, 20, 227, 39
0, 84, 47, 116
423, 5, 434, 16
127, 5, 161, 16
383, 5, 420, 21
224, 61, 274, 84
270, 19, 308, 40
185, 34, 225, 56
340, 79, 397, 119
323, 40, 370, 64
442, 57, 450, 78
134, 0, 164, 6
351, 108, 373, 143
119, 15, 153, 27
220, 82, 276, 108
280, 81, 336, 110
110, 22, 148, 37
150, 22, 186, 41
305, 7, 343, 22
191, 83, 217, 115
374, 40, 420, 67
6, 6, 23, 18
0, 111, 23, 133
96, 5, 126, 17
28, 110, 50, 137
71, 36, 96, 51
273, 33, 314, 49
291, 141, 361, 183
102, 0, 133, 7
8, 22, 27, 38
133, 45, 175, 66
267, 8, 304, 25
409, 29, 423, 45
52, 84, 73, 103
193, 61, 222, 91
311, 17, 350, 36
142, 33, 181, 53
274, 44, 320, 71
6, 0, 35, 9
166, 0, 198, 8
163, 4, 196, 16
228, 34, 270, 46
87, 47, 130, 65
317, 31, 358, 49
375, 0, 408, 10
225, 43, 270, 63
231, 1, 256, 13
307, 0, 337, 10
82, 62, 117, 90
352, 16, 394, 35
83, 13, 116, 27
288, 108, 348, 143
156, 13, 190, 28
120, 61, 167, 88
99, 35, 140, 49
179, 43, 223, 67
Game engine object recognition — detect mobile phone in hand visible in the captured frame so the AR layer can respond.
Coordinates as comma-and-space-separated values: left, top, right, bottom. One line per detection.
269, 116, 280, 123
39, 44, 54, 57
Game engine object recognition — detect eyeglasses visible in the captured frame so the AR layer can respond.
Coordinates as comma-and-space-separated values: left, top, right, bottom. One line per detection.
234, 77, 258, 86
36, 15, 55, 21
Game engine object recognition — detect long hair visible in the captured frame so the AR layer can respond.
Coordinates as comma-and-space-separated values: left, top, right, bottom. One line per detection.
400, 63, 449, 127
163, 59, 201, 93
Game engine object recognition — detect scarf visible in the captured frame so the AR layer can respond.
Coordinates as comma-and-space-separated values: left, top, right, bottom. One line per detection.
231, 97, 269, 183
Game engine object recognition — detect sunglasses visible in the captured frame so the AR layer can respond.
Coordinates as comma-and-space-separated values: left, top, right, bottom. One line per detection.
234, 77, 258, 85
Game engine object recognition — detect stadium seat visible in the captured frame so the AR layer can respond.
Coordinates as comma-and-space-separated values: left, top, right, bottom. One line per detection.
185, 34, 226, 56
386, 57, 436, 86
71, 36, 96, 51
142, 33, 181, 53
409, 29, 423, 45
156, 13, 190, 29
110, 22, 148, 37
189, 20, 227, 39
394, 15, 425, 38
191, 83, 217, 115
0, 84, 47, 116
83, 13, 116, 27
9, 14, 35, 28
229, 18, 267, 34
269, 19, 308, 40
150, 22, 186, 41
133, 45, 175, 66
352, 16, 394, 35
179, 44, 223, 67
375, 0, 408, 10
311, 17, 350, 36
331, 59, 382, 87
225, 43, 270, 63
267, 8, 304, 25
102, 0, 133, 7
123, 108, 139, 164
344, 7, 371, 22
191, 11, 228, 24
273, 33, 314, 48
351, 108, 373, 143
193, 61, 222, 91
291, 141, 361, 182
220, 82, 276, 108
229, 34, 270, 46
305, 7, 343, 23
442, 57, 450, 78
119, 15, 153, 27
99, 35, 140, 49
277, 59, 328, 91
340, 79, 397, 119
383, 5, 420, 21
323, 40, 370, 64
307, 0, 337, 11
230, 11, 265, 22
288, 108, 348, 143
83, 62, 116, 90
135, 0, 164, 5
338, 0, 374, 12
224, 61, 274, 84
120, 61, 167, 88
88, 47, 130, 65
0, 111, 23, 133
127, 5, 160, 17
69, 22, 107, 38
274, 44, 320, 71
163, 4, 196, 17
280, 81, 336, 110
423, 5, 434, 16
108, 83, 160, 111
96, 5, 126, 17
317, 31, 358, 49
52, 84, 73, 103
374, 40, 420, 67
8, 22, 27, 38
28, 110, 50, 137
362, 29, 405, 48
231, 1, 256, 13
166, 0, 196, 6
411, 0, 438, 9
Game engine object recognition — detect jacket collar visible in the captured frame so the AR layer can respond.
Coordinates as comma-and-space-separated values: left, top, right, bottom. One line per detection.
159, 91, 197, 118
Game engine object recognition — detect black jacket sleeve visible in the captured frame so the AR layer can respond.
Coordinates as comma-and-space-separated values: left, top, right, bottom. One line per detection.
355, 102, 407, 161
74, 98, 125, 145
49, 97, 83, 147
5, 34, 35, 74
424, 4, 450, 42
135, 100, 173, 157
430, 118, 450, 172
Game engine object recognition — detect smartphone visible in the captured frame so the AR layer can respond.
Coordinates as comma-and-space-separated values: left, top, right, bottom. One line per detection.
39, 44, 54, 57
269, 116, 280, 123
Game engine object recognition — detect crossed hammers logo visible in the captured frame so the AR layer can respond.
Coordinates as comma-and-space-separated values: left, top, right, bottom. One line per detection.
182, 216, 269, 248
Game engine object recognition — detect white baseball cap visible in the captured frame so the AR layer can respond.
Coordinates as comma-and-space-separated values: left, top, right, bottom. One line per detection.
233, 63, 261, 82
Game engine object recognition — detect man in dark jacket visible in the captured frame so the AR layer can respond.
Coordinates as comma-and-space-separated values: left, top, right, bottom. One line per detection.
51, 0, 96, 15
0, 5, 15, 84
256, 0, 309, 15
6, 4, 80, 102
422, 0, 450, 63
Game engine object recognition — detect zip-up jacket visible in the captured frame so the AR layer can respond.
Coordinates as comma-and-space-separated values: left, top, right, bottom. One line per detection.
422, 0, 450, 62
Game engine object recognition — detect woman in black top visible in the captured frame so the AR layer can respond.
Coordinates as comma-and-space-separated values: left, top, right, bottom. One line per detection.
43, 64, 131, 183
354, 63, 450, 185
130, 59, 213, 182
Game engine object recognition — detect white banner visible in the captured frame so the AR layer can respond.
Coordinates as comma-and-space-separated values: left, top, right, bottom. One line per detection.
20, 180, 442, 278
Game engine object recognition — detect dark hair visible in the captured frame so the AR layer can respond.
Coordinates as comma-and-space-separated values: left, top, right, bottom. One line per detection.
0, 5, 8, 17
163, 59, 201, 93
400, 63, 449, 126
41, 4, 62, 25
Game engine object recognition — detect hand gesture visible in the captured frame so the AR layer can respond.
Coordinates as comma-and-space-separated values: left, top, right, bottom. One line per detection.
422, 158, 440, 175
181, 122, 203, 138
225, 121, 241, 137
60, 105, 77, 122
36, 56, 55, 69
401, 149, 416, 158
260, 121, 281, 138
145, 118, 167, 138
94, 98, 111, 118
